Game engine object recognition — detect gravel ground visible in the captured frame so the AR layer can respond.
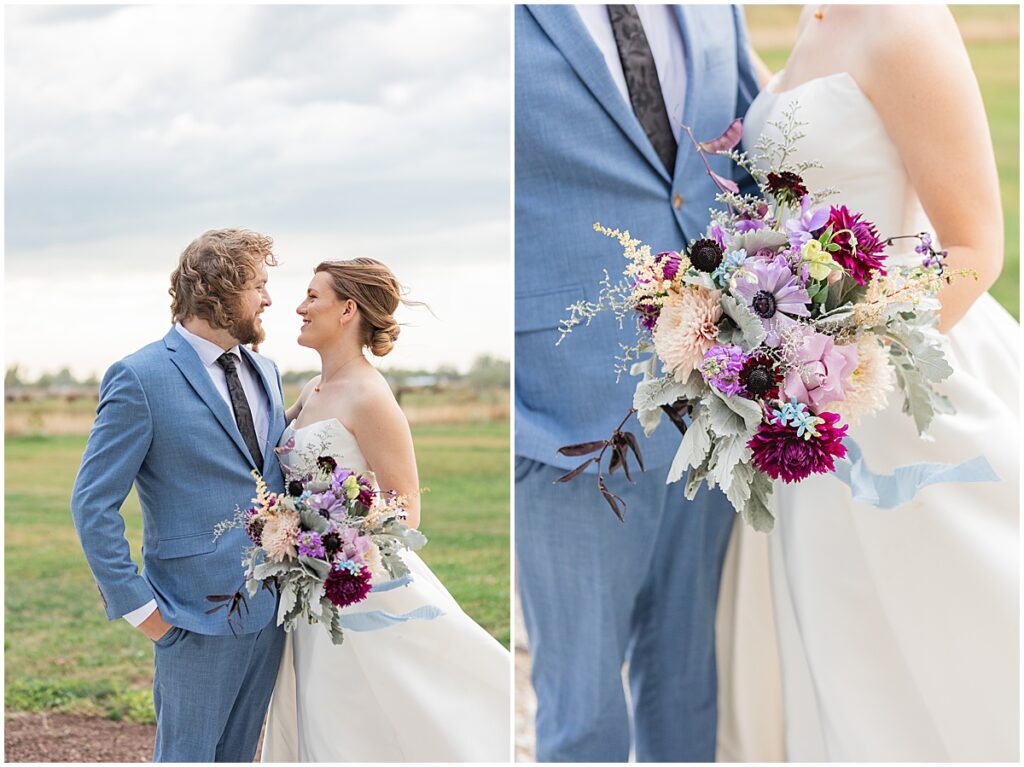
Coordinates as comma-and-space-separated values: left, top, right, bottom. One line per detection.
4, 712, 266, 762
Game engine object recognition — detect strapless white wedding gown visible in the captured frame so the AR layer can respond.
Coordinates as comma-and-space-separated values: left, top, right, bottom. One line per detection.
717, 71, 1019, 762
260, 418, 510, 762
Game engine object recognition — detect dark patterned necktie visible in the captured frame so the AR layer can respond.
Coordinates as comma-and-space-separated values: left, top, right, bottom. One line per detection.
607, 4, 677, 174
216, 352, 264, 469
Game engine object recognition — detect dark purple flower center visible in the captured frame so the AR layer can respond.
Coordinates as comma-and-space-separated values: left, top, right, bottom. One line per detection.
287, 480, 304, 497
752, 290, 777, 319
322, 532, 341, 556
689, 239, 724, 273
744, 366, 772, 395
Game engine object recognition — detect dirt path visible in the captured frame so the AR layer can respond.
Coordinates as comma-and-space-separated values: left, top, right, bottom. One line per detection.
4, 712, 266, 762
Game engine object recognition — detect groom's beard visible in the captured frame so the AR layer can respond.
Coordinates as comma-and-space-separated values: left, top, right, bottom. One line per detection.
229, 313, 265, 346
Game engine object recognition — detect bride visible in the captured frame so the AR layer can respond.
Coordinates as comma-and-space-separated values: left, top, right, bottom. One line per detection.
260, 258, 510, 762
720, 5, 1019, 762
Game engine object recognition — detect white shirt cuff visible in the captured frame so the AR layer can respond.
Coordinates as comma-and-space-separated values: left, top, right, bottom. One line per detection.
122, 599, 158, 627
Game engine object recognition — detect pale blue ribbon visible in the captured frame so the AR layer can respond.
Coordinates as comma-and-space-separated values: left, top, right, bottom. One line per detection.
337, 572, 446, 632
832, 437, 999, 508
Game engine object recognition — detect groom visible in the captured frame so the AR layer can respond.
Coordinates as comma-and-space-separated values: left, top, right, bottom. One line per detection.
515, 5, 759, 762
71, 228, 288, 762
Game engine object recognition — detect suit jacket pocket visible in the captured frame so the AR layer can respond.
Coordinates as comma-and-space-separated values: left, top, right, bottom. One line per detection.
515, 285, 585, 333
156, 531, 218, 560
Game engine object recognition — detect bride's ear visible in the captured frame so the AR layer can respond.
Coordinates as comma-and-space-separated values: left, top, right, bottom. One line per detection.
340, 298, 359, 325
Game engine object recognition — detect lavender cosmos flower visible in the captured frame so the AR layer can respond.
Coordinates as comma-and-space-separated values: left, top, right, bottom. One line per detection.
700, 344, 746, 396
748, 409, 848, 483
732, 255, 811, 346
785, 196, 830, 249
323, 561, 373, 608
307, 490, 346, 520
297, 531, 326, 559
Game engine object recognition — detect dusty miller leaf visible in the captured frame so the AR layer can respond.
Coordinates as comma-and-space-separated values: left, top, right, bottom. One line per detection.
667, 404, 711, 484
740, 471, 775, 532
721, 458, 754, 513
719, 294, 767, 351
706, 390, 762, 437
711, 436, 753, 492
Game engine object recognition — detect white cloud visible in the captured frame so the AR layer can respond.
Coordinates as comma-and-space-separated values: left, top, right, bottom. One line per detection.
5, 5, 510, 375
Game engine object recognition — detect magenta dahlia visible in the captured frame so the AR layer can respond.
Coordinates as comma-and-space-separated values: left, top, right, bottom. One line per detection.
826, 206, 887, 285
323, 561, 373, 608
747, 411, 849, 483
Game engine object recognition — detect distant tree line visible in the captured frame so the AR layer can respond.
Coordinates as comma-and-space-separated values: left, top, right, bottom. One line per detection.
5, 355, 509, 391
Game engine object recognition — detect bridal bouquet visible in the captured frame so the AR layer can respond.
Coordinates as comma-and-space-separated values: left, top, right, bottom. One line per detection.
558, 103, 973, 532
211, 457, 427, 644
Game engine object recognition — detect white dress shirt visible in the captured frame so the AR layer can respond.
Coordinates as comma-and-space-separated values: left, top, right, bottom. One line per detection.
123, 322, 271, 627
575, 4, 688, 142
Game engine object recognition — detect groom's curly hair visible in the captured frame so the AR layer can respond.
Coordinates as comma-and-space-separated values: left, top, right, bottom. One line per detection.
169, 229, 278, 328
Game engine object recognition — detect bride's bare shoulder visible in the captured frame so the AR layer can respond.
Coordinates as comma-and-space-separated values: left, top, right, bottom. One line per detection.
344, 368, 406, 431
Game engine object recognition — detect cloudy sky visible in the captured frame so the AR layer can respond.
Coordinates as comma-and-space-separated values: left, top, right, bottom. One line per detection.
5, 5, 510, 378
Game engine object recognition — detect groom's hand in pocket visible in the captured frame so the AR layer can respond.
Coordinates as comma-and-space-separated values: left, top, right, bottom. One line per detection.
139, 607, 174, 641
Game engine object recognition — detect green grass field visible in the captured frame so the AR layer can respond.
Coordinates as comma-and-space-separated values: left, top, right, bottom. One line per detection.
746, 5, 1019, 318
4, 422, 509, 723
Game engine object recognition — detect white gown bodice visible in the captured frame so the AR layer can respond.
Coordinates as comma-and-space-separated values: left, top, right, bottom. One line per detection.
278, 418, 370, 477
743, 71, 928, 267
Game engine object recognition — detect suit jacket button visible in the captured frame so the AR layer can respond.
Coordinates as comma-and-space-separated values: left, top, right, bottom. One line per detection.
672, 193, 684, 209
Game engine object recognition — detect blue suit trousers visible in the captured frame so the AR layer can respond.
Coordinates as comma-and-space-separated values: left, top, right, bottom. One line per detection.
152, 621, 286, 762
516, 457, 735, 762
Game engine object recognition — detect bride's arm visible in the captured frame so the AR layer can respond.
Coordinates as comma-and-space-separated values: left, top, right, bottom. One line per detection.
284, 376, 320, 424
347, 383, 421, 529
859, 6, 1003, 332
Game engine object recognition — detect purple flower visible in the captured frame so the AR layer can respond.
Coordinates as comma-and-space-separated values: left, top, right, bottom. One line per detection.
655, 251, 681, 281
244, 507, 264, 546
297, 531, 326, 559
323, 561, 372, 608
782, 333, 858, 411
700, 344, 746, 396
636, 302, 660, 332
709, 222, 732, 251
338, 528, 372, 564
826, 206, 887, 285
785, 196, 830, 249
330, 466, 355, 495
732, 255, 811, 346
748, 411, 848, 483
735, 219, 767, 233
307, 490, 346, 520
357, 478, 375, 510
914, 232, 933, 255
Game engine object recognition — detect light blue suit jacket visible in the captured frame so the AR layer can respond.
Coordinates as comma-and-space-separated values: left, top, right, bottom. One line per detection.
71, 327, 286, 635
515, 4, 759, 472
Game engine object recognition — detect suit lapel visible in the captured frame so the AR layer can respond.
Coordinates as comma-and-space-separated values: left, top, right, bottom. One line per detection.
164, 327, 258, 471
238, 345, 283, 476
671, 5, 700, 187
528, 4, 671, 184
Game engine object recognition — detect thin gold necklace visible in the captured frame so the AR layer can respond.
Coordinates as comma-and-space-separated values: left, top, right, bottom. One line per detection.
314, 353, 364, 393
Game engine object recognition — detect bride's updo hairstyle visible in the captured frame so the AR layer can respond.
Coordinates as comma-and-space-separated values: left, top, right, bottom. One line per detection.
314, 258, 418, 357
